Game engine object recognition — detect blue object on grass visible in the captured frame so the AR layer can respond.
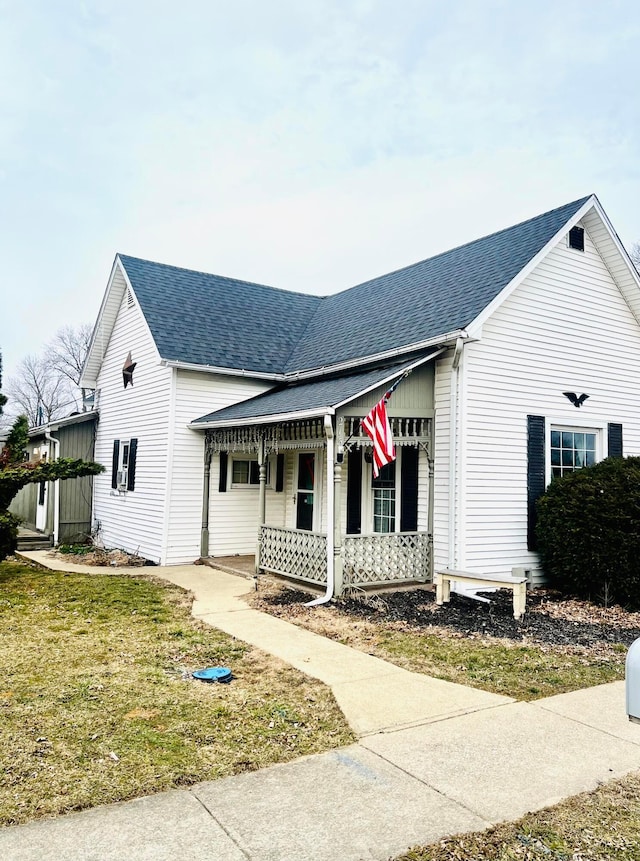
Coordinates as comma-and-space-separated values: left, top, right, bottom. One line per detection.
192, 667, 233, 683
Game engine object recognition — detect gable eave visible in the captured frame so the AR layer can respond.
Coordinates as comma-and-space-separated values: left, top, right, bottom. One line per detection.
80, 255, 162, 388
465, 195, 598, 338
580, 198, 640, 327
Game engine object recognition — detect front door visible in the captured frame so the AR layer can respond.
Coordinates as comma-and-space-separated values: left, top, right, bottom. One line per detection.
296, 452, 315, 531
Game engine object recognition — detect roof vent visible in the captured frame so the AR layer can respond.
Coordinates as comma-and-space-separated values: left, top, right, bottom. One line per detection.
568, 226, 585, 252
126, 288, 135, 308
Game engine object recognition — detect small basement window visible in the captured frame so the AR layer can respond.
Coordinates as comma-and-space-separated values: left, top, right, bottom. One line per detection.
568, 226, 585, 252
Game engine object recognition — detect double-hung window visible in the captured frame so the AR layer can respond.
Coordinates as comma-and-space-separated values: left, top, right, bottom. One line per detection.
230, 458, 270, 488
550, 428, 597, 478
372, 461, 396, 533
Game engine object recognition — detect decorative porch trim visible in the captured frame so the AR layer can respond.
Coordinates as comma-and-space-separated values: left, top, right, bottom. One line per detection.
205, 419, 325, 455
340, 417, 432, 454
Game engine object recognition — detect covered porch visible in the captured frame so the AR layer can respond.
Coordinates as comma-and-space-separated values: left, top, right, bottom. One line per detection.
193, 358, 437, 598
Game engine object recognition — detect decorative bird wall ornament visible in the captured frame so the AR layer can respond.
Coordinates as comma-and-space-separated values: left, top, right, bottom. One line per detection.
563, 392, 589, 408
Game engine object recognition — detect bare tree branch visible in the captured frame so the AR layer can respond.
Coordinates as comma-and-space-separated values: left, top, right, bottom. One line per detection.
6, 354, 77, 426
46, 324, 92, 386
630, 242, 640, 272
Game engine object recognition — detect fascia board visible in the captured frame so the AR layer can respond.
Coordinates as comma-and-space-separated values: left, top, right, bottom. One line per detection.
161, 359, 285, 382
587, 196, 640, 292
283, 331, 465, 382
465, 195, 598, 338
190, 406, 335, 430
80, 256, 122, 388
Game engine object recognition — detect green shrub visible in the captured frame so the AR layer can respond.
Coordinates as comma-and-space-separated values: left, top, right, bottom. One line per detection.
0, 510, 20, 561
536, 456, 640, 608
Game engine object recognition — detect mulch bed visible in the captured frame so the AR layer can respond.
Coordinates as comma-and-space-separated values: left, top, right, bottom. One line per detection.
254, 583, 640, 649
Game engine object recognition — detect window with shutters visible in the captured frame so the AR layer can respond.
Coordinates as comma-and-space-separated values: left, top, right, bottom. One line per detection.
230, 457, 271, 488
116, 441, 131, 490
352, 448, 419, 535
111, 438, 137, 492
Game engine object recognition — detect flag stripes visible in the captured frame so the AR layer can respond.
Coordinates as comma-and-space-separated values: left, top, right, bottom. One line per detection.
361, 395, 395, 478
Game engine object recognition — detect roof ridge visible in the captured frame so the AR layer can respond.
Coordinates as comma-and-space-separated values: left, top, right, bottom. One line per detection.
324, 194, 594, 299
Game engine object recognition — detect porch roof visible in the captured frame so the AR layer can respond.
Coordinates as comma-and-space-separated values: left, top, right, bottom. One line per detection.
191, 360, 424, 428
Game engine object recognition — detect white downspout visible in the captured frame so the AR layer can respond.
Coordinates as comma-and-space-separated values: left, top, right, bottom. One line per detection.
305, 413, 335, 607
44, 431, 60, 546
448, 338, 464, 569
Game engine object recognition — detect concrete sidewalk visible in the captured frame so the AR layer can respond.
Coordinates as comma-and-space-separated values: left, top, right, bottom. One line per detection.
4, 553, 640, 861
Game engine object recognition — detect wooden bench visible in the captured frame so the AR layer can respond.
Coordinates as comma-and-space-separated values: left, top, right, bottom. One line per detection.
435, 569, 528, 620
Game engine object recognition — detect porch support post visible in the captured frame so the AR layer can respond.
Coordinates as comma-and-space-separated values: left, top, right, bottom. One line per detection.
200, 438, 212, 558
256, 435, 267, 576
427, 445, 435, 582
333, 456, 344, 596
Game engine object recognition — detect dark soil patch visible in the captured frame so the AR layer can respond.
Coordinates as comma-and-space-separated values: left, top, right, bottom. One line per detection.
256, 584, 640, 649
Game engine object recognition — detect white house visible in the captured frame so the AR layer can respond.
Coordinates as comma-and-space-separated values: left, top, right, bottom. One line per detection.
81, 194, 640, 596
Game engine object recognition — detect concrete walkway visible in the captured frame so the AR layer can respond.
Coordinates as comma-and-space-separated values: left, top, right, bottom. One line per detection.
4, 553, 640, 861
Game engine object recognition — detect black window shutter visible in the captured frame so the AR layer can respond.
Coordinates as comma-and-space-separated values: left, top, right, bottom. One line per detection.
275, 453, 285, 492
111, 440, 120, 489
608, 423, 623, 458
527, 415, 545, 551
127, 438, 137, 491
346, 448, 362, 534
219, 451, 228, 493
400, 447, 419, 532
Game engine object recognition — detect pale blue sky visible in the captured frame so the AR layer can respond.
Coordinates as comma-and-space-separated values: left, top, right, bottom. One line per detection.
1, 0, 639, 382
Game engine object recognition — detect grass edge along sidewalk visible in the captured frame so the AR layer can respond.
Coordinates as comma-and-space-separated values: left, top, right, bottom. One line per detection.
0, 561, 354, 826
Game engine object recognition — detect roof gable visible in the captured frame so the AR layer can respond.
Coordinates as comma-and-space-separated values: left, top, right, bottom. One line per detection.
84, 195, 635, 387
284, 196, 592, 372
118, 255, 322, 375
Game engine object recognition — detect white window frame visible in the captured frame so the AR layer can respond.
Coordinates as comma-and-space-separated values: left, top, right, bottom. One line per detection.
229, 456, 272, 489
362, 449, 405, 535
545, 419, 607, 486
116, 439, 131, 491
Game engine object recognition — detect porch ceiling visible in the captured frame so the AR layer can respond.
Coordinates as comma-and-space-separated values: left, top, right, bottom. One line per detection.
191, 354, 437, 428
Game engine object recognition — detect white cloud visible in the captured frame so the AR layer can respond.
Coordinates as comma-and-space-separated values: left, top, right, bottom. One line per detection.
1, 0, 640, 383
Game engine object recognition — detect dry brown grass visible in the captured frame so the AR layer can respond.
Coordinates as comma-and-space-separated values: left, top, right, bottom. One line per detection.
0, 562, 354, 825
249, 580, 627, 700
396, 772, 640, 860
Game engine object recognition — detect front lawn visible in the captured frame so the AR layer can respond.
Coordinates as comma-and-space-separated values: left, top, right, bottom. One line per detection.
0, 562, 354, 825
249, 583, 637, 701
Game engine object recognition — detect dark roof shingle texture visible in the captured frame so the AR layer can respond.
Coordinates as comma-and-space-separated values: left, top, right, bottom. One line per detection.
118, 256, 321, 374
193, 362, 411, 424
119, 196, 590, 375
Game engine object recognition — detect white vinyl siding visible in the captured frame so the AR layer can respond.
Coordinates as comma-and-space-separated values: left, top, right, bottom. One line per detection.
456, 223, 640, 576
92, 288, 171, 562
164, 370, 273, 564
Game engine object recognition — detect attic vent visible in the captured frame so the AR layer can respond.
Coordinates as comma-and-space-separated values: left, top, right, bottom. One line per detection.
126, 288, 135, 308
568, 226, 585, 252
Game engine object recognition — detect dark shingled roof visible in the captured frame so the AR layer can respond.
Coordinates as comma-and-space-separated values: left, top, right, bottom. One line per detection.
119, 196, 591, 376
284, 196, 591, 371
118, 255, 321, 375
193, 362, 413, 424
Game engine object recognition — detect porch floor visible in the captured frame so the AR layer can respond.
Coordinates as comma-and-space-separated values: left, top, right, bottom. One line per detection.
201, 555, 256, 578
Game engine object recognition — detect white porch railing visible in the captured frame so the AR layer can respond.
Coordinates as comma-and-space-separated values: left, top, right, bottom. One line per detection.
343, 532, 431, 586
259, 526, 431, 590
259, 525, 328, 586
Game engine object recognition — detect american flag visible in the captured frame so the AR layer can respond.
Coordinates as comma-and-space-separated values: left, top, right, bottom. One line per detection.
361, 393, 395, 478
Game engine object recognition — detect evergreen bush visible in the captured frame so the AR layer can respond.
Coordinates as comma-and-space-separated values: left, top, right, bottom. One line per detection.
536, 456, 640, 608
